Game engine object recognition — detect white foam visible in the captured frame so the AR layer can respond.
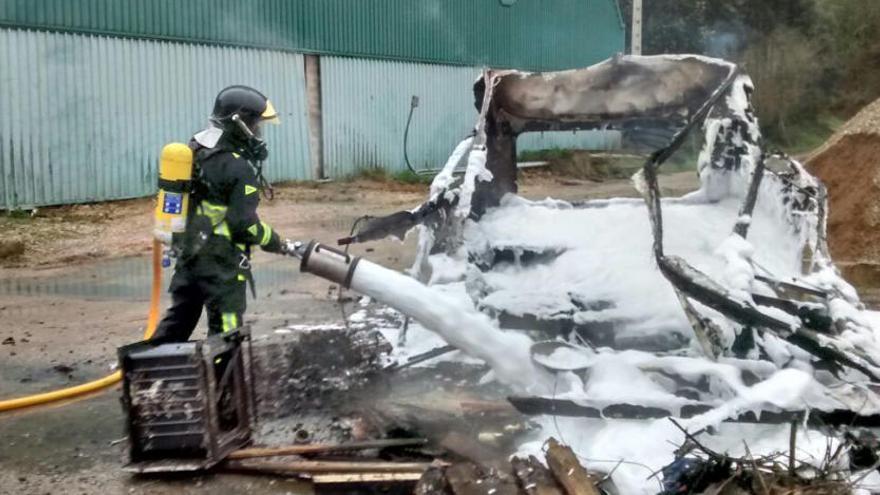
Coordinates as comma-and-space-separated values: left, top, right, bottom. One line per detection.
348, 259, 552, 394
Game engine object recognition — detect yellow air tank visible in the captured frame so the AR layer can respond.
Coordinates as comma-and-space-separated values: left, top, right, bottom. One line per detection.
154, 143, 194, 246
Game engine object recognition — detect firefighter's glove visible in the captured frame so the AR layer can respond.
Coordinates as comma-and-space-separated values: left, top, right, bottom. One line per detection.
280, 239, 301, 257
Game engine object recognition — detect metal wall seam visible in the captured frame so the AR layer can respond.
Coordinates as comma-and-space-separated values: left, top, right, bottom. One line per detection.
0, 27, 311, 208
518, 130, 624, 153
0, 29, 11, 208
320, 56, 622, 179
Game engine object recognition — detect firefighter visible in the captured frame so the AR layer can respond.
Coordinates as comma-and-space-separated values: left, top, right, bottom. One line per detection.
151, 85, 291, 343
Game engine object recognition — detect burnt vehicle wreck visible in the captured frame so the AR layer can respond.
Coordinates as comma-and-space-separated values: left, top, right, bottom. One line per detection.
114, 54, 880, 493
344, 54, 880, 424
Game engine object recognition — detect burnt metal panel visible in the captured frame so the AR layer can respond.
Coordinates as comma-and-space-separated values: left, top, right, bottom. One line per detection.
0, 0, 625, 71
0, 28, 311, 208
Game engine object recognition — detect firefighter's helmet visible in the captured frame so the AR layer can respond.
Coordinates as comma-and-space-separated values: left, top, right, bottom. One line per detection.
210, 85, 279, 160
210, 85, 279, 137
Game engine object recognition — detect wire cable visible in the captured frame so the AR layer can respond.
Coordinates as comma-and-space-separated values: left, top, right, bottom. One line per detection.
403, 96, 418, 174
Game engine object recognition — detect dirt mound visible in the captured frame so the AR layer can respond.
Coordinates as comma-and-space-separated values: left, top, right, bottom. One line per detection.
807, 133, 880, 263
809, 97, 880, 160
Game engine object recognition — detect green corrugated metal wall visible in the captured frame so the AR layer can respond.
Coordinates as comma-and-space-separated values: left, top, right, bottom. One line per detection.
0, 1, 626, 207
0, 0, 624, 71
0, 28, 311, 209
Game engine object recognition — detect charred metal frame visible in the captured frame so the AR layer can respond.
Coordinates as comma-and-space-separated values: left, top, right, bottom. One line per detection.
118, 329, 254, 473
343, 54, 880, 384
471, 56, 737, 215
467, 57, 880, 382
634, 88, 880, 382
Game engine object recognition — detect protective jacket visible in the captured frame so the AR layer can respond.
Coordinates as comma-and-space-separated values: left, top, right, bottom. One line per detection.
151, 137, 282, 343
182, 139, 282, 264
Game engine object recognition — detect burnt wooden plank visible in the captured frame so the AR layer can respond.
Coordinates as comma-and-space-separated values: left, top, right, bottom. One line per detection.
511, 455, 564, 495
544, 439, 599, 495
227, 438, 428, 459
223, 459, 432, 474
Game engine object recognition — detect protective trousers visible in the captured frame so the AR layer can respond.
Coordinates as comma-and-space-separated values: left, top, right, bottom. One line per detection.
150, 263, 247, 343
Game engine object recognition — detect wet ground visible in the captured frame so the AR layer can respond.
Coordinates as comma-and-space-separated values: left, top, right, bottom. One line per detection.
0, 172, 706, 494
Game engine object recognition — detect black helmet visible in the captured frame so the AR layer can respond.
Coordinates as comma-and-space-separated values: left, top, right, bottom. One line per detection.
210, 85, 279, 136
210, 85, 279, 160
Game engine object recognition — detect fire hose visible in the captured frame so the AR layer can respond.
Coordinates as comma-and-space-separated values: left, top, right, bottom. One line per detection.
0, 239, 163, 413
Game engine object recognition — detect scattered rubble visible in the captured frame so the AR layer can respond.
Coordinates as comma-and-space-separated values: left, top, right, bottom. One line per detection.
658, 419, 853, 495
250, 326, 391, 423
217, 436, 612, 495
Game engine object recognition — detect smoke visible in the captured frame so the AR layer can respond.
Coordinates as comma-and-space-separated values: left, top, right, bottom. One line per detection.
703, 20, 746, 59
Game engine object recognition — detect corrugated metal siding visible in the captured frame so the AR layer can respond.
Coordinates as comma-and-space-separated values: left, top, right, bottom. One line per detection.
321, 57, 480, 177
0, 28, 311, 209
0, 0, 625, 71
320, 56, 620, 178
518, 130, 623, 151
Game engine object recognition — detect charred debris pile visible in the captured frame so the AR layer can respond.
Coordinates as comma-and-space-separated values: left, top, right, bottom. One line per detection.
127, 54, 880, 493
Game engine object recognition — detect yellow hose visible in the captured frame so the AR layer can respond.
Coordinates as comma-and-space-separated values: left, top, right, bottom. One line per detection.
0, 239, 163, 413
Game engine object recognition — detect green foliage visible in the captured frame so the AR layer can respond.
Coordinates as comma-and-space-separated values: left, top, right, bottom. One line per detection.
811, 0, 880, 113
351, 166, 433, 185
4, 209, 32, 220
353, 167, 390, 182
617, 0, 879, 146
739, 27, 822, 143
392, 169, 434, 184
763, 115, 844, 155
517, 148, 573, 162
812, 0, 880, 64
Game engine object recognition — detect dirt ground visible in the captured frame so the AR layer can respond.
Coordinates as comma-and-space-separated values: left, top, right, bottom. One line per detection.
0, 170, 701, 495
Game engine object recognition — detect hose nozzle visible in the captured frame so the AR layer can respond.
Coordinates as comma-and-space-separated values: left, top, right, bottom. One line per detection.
297, 240, 361, 289
282, 240, 307, 259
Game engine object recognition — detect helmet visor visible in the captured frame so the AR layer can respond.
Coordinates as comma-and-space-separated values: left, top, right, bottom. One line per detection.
261, 100, 280, 125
